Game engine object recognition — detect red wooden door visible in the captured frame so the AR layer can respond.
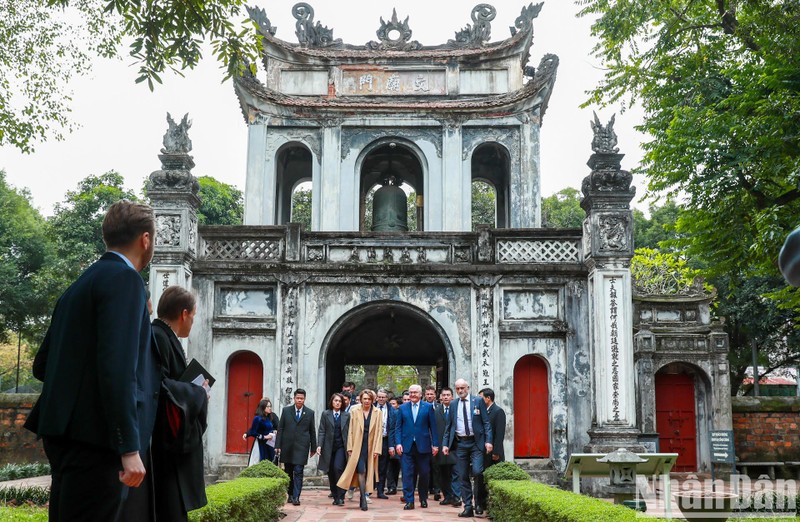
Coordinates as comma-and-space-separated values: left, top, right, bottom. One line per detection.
656, 372, 697, 471
226, 351, 263, 454
514, 355, 550, 457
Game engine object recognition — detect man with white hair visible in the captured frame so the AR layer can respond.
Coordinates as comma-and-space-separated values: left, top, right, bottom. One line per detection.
393, 384, 439, 510
442, 378, 492, 518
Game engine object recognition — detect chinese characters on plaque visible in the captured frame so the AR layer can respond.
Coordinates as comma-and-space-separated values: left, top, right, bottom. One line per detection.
340, 69, 445, 95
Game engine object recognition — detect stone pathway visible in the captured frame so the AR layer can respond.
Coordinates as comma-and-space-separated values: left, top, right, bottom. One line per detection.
281, 489, 485, 521
0, 475, 50, 489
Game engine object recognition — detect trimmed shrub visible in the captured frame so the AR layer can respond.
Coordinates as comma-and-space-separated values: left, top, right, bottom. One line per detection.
483, 461, 530, 482
0, 486, 49, 506
0, 506, 49, 521
237, 459, 288, 481
188, 477, 287, 522
0, 464, 50, 482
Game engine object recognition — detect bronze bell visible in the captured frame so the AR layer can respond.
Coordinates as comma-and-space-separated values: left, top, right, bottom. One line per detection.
371, 178, 408, 232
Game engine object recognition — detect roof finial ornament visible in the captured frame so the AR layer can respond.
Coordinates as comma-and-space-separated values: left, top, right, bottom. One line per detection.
292, 2, 340, 48
246, 5, 277, 38
367, 9, 422, 51
450, 4, 496, 47
590, 112, 619, 154
162, 113, 192, 154
510, 2, 543, 36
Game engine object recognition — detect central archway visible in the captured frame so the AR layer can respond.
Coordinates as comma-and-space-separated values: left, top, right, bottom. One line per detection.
321, 301, 452, 399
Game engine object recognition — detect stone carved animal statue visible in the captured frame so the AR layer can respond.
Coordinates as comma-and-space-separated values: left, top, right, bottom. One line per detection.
590, 112, 619, 154
161, 113, 192, 154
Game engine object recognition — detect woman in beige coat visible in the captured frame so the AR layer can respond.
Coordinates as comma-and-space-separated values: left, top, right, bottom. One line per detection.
337, 389, 383, 511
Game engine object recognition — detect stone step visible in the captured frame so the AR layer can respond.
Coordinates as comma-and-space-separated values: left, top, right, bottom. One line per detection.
217, 464, 246, 482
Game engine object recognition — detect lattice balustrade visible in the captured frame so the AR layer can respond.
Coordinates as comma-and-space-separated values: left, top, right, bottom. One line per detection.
202, 238, 282, 261
497, 239, 580, 264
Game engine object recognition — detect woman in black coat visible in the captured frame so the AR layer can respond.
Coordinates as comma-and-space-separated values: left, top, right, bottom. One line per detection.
316, 393, 349, 505
151, 286, 209, 522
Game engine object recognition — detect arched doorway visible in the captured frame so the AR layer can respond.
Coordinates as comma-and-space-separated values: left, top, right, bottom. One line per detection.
514, 355, 550, 457
275, 144, 312, 226
226, 351, 263, 454
655, 367, 698, 471
322, 302, 451, 400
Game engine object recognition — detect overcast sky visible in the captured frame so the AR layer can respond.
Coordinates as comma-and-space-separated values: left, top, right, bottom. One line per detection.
0, 0, 647, 216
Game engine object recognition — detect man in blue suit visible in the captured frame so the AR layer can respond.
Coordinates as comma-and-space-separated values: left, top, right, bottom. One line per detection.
25, 200, 161, 522
442, 378, 493, 518
393, 384, 439, 510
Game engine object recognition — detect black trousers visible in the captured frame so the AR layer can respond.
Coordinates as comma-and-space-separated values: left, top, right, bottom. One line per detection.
387, 457, 401, 491
328, 446, 347, 501
377, 436, 389, 494
284, 462, 304, 499
43, 436, 125, 522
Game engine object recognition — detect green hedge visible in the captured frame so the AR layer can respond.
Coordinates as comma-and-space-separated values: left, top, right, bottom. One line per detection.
483, 461, 531, 482
0, 464, 50, 482
0, 486, 49, 506
188, 477, 288, 522
237, 459, 288, 481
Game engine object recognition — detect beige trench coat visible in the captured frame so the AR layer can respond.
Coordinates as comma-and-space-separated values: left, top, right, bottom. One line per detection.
336, 404, 383, 492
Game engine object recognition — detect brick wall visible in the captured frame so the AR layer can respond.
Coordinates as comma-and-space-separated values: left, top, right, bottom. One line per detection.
0, 394, 44, 465
732, 396, 800, 462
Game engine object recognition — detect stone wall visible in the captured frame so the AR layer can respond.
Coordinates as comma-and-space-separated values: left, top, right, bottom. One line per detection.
732, 396, 800, 462
0, 394, 44, 465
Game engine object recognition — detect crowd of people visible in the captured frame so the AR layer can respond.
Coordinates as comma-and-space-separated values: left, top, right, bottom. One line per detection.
248, 379, 506, 517
24, 200, 507, 520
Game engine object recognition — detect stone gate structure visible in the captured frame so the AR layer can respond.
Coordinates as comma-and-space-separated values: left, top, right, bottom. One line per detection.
145, 2, 732, 479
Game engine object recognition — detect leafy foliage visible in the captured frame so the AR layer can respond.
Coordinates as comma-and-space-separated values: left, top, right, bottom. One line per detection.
237, 459, 287, 480
581, 0, 800, 313
290, 187, 312, 230
0, 486, 49, 506
0, 463, 49, 482
632, 201, 681, 250
482, 461, 530, 482
196, 176, 243, 226
541, 187, 583, 228
2, 0, 259, 152
0, 172, 53, 345
188, 477, 287, 522
472, 180, 497, 229
631, 248, 709, 296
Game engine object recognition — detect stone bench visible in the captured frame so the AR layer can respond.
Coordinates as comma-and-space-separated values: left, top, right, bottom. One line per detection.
735, 461, 783, 480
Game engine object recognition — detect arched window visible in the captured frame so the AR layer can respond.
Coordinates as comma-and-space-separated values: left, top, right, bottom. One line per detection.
360, 142, 423, 232
275, 144, 312, 226
290, 181, 312, 230
471, 143, 510, 228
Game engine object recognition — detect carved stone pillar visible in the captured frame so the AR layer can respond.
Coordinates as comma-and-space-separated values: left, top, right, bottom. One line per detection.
364, 365, 379, 391
146, 114, 200, 311
581, 115, 643, 452
417, 366, 433, 389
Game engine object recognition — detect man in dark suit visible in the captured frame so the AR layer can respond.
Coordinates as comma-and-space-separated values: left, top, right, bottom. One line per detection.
374, 389, 392, 499
25, 201, 161, 522
476, 387, 506, 512
443, 378, 493, 518
393, 383, 439, 510
386, 396, 401, 494
276, 388, 317, 505
433, 387, 459, 506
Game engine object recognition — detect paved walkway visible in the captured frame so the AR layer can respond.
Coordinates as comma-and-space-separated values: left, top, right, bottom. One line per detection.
0, 475, 50, 489
281, 489, 485, 521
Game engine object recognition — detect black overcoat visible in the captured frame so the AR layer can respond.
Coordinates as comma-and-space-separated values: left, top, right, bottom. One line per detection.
276, 404, 317, 465
317, 409, 349, 473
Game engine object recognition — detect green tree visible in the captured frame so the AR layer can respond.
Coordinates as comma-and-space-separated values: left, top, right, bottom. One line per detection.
632, 201, 681, 250
2, 0, 259, 152
290, 187, 312, 230
472, 180, 496, 229
197, 176, 244, 226
541, 187, 583, 228
581, 0, 800, 311
48, 172, 138, 279
0, 171, 53, 349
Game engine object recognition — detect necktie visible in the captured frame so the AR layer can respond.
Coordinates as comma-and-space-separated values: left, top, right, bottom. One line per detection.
296, 409, 301, 421
445, 406, 449, 420
412, 402, 418, 422
334, 412, 339, 421
463, 399, 470, 436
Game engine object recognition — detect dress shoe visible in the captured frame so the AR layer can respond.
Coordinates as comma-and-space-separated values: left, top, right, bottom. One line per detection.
334, 499, 345, 506
286, 495, 293, 504
451, 498, 463, 507
292, 497, 300, 506
475, 505, 484, 515
458, 507, 475, 518
420, 500, 428, 508
403, 502, 415, 510
377, 493, 389, 499
434, 493, 442, 501
440, 497, 453, 505
387, 488, 397, 495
